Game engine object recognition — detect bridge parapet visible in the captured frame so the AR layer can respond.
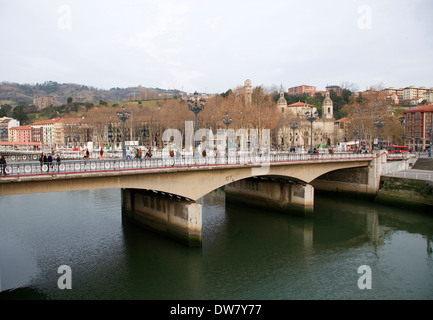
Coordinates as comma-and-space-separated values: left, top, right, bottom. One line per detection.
1, 152, 374, 177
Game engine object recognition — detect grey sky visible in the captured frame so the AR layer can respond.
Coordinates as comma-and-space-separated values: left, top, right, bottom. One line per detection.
0, 0, 432, 93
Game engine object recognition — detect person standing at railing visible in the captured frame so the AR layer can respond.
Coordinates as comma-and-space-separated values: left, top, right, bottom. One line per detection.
135, 147, 142, 160
39, 152, 47, 171
56, 154, 61, 172
0, 155, 7, 175
47, 154, 53, 172
145, 149, 152, 158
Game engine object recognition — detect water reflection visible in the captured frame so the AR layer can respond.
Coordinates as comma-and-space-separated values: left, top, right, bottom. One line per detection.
0, 188, 432, 299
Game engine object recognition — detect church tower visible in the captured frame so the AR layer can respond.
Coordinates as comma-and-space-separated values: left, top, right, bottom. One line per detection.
244, 79, 252, 105
322, 90, 334, 120
277, 89, 287, 113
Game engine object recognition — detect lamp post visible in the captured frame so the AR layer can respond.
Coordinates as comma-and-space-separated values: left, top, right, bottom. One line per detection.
289, 120, 298, 152
188, 91, 206, 151
305, 106, 318, 154
353, 129, 359, 151
222, 112, 232, 155
116, 105, 130, 158
428, 120, 433, 158
415, 137, 421, 152
374, 117, 386, 150
222, 112, 232, 130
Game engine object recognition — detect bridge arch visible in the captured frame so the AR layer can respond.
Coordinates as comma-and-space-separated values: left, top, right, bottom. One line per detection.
128, 159, 372, 201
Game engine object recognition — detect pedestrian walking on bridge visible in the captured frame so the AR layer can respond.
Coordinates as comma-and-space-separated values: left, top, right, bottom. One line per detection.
56, 154, 61, 171
1, 155, 7, 175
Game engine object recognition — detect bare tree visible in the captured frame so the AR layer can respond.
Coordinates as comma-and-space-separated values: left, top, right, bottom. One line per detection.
83, 105, 112, 148
342, 90, 403, 148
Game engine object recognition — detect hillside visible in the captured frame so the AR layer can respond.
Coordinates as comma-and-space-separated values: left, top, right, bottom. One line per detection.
0, 81, 184, 106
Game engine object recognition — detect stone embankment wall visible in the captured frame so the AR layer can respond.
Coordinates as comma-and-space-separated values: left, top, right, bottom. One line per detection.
375, 158, 433, 212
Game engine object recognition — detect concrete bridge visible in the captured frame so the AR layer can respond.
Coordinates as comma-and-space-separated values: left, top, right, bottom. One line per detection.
0, 151, 392, 247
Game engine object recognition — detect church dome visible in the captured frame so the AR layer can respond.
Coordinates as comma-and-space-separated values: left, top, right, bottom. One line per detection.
277, 89, 287, 105
323, 91, 333, 105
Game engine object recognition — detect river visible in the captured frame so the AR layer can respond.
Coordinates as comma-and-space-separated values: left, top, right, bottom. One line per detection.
0, 188, 432, 300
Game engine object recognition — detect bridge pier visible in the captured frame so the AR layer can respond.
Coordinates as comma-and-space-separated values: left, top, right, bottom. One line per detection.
121, 188, 202, 247
311, 151, 384, 197
224, 178, 314, 217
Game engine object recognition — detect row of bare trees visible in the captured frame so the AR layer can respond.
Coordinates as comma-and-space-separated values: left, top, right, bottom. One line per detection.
342, 90, 405, 147
62, 87, 284, 148
60, 87, 405, 150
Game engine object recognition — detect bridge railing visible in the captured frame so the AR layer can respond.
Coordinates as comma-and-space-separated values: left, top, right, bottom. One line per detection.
0, 152, 374, 177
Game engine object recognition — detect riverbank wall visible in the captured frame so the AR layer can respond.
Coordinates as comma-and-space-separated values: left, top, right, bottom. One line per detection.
375, 158, 433, 213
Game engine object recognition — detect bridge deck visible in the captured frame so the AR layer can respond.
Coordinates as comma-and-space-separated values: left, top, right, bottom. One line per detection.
1, 152, 374, 179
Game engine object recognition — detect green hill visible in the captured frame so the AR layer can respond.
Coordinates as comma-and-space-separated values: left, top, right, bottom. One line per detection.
0, 81, 184, 106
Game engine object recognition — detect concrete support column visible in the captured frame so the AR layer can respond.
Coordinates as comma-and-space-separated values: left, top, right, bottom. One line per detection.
224, 178, 314, 217
367, 151, 384, 194
121, 188, 202, 247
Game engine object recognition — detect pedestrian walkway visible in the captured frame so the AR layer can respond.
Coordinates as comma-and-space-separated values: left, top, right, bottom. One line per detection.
383, 158, 433, 183
384, 169, 433, 183
411, 158, 433, 171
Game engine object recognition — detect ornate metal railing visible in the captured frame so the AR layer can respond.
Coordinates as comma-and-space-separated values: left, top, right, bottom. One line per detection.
0, 152, 374, 177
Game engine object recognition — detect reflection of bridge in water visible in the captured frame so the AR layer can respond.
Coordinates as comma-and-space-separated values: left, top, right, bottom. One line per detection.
1, 151, 396, 247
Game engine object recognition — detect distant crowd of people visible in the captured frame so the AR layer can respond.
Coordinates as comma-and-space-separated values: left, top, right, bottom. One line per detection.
0, 143, 384, 177
39, 152, 62, 172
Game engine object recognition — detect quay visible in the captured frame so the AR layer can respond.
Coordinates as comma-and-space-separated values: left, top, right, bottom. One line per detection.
376, 157, 433, 212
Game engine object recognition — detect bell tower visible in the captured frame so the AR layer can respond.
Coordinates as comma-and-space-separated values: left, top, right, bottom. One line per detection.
277, 89, 287, 113
322, 90, 334, 120
244, 79, 252, 105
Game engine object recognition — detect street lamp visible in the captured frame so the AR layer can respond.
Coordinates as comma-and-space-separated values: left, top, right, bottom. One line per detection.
188, 91, 206, 151
428, 121, 433, 158
305, 106, 318, 154
353, 129, 359, 151
289, 120, 298, 151
116, 105, 130, 158
222, 112, 232, 130
374, 117, 386, 150
222, 112, 232, 155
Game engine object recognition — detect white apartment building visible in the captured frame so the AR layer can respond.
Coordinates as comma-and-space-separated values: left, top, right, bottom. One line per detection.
30, 119, 57, 148
385, 86, 433, 102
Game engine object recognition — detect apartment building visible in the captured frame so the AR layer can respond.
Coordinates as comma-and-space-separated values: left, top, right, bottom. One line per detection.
325, 85, 343, 96
0, 117, 20, 141
7, 118, 85, 148
384, 86, 433, 103
288, 85, 317, 96
31, 119, 59, 147
33, 95, 57, 109
9, 125, 32, 143
403, 104, 433, 151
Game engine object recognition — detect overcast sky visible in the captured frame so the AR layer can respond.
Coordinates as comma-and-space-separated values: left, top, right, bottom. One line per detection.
0, 0, 432, 94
